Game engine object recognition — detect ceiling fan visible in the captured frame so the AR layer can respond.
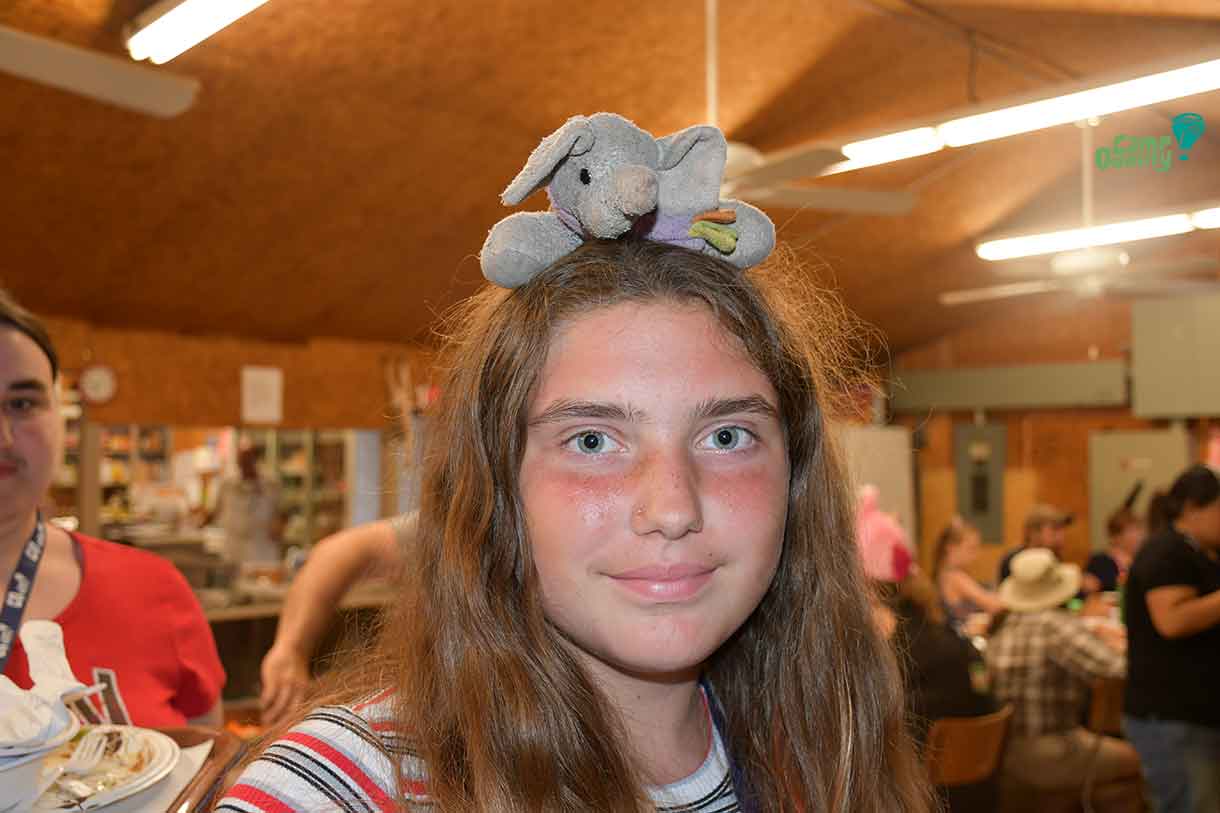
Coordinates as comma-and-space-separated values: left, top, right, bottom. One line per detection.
703, 0, 915, 216
0, 24, 197, 118
940, 124, 1220, 307
939, 249, 1220, 305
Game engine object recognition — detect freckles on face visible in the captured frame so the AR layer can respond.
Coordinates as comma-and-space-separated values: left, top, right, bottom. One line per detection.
519, 300, 790, 679
568, 470, 626, 533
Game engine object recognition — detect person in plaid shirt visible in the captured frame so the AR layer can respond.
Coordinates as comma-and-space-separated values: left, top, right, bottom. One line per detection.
986, 548, 1143, 811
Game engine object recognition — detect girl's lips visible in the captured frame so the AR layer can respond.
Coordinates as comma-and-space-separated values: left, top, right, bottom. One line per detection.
613, 563, 714, 580
0, 462, 18, 478
609, 565, 716, 601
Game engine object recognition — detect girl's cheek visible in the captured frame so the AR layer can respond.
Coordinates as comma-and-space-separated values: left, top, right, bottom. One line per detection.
547, 467, 630, 530
705, 458, 785, 509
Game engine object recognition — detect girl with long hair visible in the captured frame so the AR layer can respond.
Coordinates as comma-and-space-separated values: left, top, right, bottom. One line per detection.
932, 517, 1005, 631
217, 241, 930, 811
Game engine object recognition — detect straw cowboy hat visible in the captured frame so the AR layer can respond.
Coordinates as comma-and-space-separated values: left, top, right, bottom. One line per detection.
998, 547, 1081, 612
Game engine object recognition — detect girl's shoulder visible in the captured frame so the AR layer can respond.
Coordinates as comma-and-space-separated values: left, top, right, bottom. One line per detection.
217, 693, 430, 812
940, 568, 970, 591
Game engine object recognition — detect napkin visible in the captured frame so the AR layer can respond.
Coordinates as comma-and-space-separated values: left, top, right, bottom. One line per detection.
0, 621, 83, 752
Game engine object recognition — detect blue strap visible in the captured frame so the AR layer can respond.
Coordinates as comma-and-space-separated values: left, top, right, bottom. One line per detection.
700, 676, 759, 813
0, 516, 47, 673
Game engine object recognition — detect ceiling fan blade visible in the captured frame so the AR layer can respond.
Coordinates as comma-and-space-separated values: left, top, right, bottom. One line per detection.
737, 185, 916, 216
725, 144, 846, 189
939, 279, 1069, 306
0, 25, 199, 118
1104, 278, 1220, 298
1125, 255, 1220, 277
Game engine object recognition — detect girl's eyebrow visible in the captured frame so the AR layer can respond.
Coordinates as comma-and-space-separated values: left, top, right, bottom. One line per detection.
6, 379, 48, 394
529, 395, 778, 427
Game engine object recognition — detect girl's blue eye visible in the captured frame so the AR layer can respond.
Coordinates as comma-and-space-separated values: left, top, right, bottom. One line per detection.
566, 431, 620, 454
702, 426, 754, 451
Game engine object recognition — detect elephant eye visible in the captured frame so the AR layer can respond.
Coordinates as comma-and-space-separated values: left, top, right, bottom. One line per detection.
579, 168, 591, 185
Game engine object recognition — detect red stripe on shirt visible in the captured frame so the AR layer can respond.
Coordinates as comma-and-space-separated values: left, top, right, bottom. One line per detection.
401, 777, 430, 799
283, 731, 395, 811
354, 688, 394, 711
225, 783, 297, 813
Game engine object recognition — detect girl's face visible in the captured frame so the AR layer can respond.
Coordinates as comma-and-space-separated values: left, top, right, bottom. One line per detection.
0, 329, 61, 515
1115, 521, 1144, 554
520, 301, 789, 681
1187, 500, 1220, 549
949, 529, 980, 566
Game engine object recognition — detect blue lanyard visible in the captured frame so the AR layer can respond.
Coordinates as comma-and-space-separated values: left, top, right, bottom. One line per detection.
0, 515, 47, 673
700, 676, 758, 813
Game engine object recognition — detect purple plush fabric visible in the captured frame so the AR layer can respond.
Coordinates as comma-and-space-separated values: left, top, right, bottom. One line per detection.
551, 206, 704, 251
552, 206, 585, 237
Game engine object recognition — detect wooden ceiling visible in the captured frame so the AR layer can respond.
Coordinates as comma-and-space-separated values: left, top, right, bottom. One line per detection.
3, 0, 1219, 353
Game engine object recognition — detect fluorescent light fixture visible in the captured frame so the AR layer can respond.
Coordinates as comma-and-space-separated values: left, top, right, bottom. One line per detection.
819, 46, 1220, 174
939, 57, 1220, 147
977, 214, 1194, 261
1193, 207, 1220, 230
832, 128, 944, 173
127, 0, 270, 65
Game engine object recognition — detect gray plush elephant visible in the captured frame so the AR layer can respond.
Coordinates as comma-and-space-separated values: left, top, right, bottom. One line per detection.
479, 113, 776, 288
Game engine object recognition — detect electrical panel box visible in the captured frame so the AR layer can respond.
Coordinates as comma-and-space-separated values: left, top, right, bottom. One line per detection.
954, 424, 1006, 545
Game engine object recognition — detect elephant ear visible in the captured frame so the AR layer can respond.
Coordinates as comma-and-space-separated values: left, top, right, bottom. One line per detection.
655, 125, 727, 210
501, 116, 596, 206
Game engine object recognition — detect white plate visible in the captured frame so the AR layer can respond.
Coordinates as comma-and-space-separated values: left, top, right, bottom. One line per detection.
0, 713, 82, 770
33, 726, 180, 811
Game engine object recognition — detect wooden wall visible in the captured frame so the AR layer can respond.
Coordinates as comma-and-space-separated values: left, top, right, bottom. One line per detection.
897, 407, 1160, 584
894, 299, 1193, 585
45, 316, 435, 430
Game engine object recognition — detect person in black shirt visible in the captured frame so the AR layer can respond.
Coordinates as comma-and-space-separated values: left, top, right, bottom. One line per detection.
1123, 464, 1220, 813
1084, 506, 1144, 594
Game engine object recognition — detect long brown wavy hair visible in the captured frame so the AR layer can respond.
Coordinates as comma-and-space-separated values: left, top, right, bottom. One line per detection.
247, 239, 931, 812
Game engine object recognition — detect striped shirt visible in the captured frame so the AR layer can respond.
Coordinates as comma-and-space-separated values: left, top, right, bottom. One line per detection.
217, 689, 741, 812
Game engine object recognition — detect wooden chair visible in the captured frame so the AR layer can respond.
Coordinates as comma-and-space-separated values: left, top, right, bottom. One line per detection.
1087, 677, 1125, 737
925, 704, 1014, 787
158, 727, 248, 813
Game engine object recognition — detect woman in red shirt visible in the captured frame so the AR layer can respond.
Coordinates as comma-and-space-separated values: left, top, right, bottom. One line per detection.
0, 289, 224, 727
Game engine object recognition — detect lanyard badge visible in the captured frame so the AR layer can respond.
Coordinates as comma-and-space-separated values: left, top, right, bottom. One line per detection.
0, 515, 48, 672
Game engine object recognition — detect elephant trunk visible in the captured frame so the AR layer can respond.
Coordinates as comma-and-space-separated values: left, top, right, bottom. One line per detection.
577, 164, 660, 238
611, 164, 659, 218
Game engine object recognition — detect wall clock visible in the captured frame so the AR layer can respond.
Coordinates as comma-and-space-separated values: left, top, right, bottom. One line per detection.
79, 364, 118, 405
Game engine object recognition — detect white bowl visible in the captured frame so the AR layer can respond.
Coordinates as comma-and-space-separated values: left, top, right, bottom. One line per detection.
0, 751, 50, 812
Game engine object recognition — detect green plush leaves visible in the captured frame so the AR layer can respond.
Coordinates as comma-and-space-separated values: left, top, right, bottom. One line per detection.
689, 220, 738, 254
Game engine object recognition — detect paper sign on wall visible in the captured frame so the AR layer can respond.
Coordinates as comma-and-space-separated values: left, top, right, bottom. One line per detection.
241, 366, 283, 425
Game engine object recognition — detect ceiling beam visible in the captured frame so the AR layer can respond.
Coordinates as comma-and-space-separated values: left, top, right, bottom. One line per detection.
921, 0, 1220, 19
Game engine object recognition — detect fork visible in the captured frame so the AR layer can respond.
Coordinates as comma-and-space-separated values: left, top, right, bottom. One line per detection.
62, 730, 107, 777
37, 729, 109, 803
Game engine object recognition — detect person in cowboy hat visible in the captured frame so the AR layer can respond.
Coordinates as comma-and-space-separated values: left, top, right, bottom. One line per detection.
986, 548, 1142, 811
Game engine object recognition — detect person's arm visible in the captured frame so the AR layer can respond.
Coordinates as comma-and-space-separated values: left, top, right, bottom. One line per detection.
187, 700, 223, 729
1048, 615, 1126, 681
259, 518, 406, 726
1081, 572, 1103, 595
1145, 584, 1220, 639
163, 562, 227, 728
947, 570, 1007, 614
200, 480, 226, 527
